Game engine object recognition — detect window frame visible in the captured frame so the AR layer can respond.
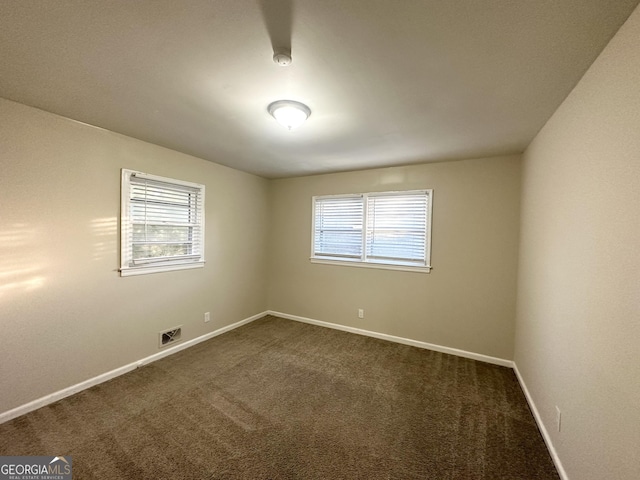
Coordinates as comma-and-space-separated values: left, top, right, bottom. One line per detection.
310, 189, 433, 273
120, 169, 205, 277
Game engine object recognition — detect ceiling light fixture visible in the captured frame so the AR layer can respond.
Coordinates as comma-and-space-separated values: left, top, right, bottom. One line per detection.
268, 100, 311, 130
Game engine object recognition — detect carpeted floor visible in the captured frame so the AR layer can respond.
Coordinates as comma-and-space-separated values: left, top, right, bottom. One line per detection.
0, 315, 559, 479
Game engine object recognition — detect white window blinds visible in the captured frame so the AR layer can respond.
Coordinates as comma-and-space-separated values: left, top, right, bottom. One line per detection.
313, 195, 363, 259
121, 170, 205, 276
366, 192, 428, 266
312, 190, 432, 272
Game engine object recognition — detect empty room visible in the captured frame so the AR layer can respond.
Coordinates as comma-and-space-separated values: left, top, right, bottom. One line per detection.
0, 1, 638, 479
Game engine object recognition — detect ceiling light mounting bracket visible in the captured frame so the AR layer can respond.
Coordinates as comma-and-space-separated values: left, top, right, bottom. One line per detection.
273, 48, 292, 66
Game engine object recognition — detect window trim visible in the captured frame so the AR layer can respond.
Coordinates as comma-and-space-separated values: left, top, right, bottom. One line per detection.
310, 189, 433, 273
120, 169, 205, 277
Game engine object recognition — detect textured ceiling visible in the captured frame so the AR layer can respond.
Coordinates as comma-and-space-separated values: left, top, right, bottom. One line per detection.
0, 0, 638, 178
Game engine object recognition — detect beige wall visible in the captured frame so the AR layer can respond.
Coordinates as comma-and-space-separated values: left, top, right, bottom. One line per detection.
0, 99, 269, 414
268, 156, 521, 360
515, 5, 640, 480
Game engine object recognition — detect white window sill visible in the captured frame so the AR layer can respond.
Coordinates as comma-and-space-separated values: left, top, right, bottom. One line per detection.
310, 257, 431, 274
120, 261, 205, 277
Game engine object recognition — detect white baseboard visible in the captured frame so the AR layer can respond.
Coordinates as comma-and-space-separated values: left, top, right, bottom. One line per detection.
0, 311, 267, 425
513, 363, 569, 480
267, 310, 513, 368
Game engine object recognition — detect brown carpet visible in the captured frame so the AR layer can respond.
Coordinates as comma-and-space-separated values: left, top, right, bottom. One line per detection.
0, 315, 559, 479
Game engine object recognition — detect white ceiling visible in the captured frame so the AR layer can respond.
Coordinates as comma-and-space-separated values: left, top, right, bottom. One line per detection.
0, 1, 638, 178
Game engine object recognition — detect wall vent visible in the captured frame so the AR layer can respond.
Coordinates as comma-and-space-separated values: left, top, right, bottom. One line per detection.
159, 326, 182, 348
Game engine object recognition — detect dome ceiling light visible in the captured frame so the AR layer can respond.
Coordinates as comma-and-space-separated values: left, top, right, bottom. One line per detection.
268, 100, 311, 131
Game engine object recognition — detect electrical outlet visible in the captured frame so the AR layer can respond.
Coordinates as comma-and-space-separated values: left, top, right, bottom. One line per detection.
358, 309, 364, 319
555, 406, 561, 432
204, 312, 211, 323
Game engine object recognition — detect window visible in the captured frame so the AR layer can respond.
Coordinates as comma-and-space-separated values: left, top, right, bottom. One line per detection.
120, 169, 205, 276
312, 190, 432, 272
